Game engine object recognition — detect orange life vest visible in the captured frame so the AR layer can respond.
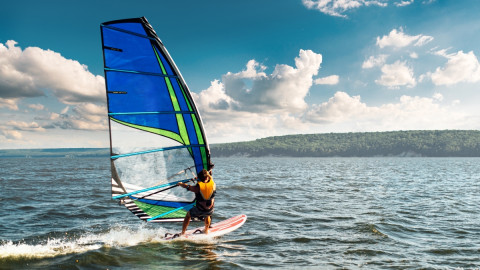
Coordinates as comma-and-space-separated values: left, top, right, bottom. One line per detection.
197, 178, 216, 200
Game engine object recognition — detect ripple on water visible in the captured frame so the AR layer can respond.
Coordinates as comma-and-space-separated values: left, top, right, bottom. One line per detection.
2, 157, 480, 269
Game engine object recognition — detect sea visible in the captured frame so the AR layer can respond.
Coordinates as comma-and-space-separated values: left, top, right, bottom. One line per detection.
0, 156, 479, 269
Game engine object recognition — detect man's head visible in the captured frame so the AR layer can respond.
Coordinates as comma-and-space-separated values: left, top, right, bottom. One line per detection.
198, 169, 212, 182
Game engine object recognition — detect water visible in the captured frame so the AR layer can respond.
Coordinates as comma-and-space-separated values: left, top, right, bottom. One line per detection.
1, 157, 479, 269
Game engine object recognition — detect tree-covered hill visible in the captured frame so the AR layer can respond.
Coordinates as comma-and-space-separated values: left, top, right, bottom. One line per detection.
2, 130, 480, 158
210, 130, 480, 157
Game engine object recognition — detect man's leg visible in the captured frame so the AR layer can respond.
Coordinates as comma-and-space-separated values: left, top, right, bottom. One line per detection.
181, 212, 191, 235
204, 216, 211, 234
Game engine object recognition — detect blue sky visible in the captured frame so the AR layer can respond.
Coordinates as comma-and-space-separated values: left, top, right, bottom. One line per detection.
1, 0, 480, 148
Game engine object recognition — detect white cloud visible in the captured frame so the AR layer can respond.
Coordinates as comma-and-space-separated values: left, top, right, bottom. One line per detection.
376, 60, 416, 88
429, 50, 480, 85
0, 41, 43, 99
432, 92, 443, 101
0, 40, 105, 103
72, 103, 107, 126
49, 112, 60, 120
194, 79, 238, 111
201, 110, 308, 143
376, 28, 433, 49
1, 129, 22, 140
191, 50, 476, 142
8, 120, 45, 132
0, 97, 19, 110
314, 75, 339, 85
414, 35, 434, 47
362, 54, 387, 68
302, 0, 420, 17
46, 103, 108, 131
0, 120, 44, 142
195, 89, 473, 142
61, 106, 70, 114
196, 49, 323, 114
192, 49, 323, 141
28, 103, 45, 111
0, 40, 108, 135
231, 59, 267, 79
302, 0, 387, 18
305, 91, 468, 131
395, 0, 414, 7
305, 92, 368, 123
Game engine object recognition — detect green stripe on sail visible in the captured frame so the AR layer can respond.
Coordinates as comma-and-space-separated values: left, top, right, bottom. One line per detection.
165, 78, 190, 145
133, 200, 187, 219
177, 79, 208, 169
153, 45, 191, 147
178, 79, 193, 111
153, 44, 168, 75
110, 117, 183, 144
191, 115, 208, 169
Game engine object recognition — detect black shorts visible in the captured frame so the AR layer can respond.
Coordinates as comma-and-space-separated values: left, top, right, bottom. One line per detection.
189, 205, 214, 218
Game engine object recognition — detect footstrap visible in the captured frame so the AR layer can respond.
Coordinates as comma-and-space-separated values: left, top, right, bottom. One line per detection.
164, 233, 181, 239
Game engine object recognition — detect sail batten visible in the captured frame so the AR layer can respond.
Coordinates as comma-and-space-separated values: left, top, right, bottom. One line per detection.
109, 111, 195, 115
112, 178, 193, 200
111, 144, 207, 160
104, 67, 179, 78
101, 17, 211, 223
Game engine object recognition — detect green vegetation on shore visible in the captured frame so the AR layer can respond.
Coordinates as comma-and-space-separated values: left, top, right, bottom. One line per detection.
210, 130, 480, 157
2, 130, 480, 158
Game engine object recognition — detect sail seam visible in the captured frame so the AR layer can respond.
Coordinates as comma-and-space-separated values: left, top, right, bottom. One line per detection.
110, 117, 183, 145
104, 68, 178, 78
111, 144, 206, 159
109, 111, 194, 115
112, 178, 194, 199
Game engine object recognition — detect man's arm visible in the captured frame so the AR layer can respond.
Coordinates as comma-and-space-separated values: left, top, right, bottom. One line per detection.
177, 182, 199, 192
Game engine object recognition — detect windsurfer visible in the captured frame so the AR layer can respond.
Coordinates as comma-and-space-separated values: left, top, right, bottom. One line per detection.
177, 169, 216, 235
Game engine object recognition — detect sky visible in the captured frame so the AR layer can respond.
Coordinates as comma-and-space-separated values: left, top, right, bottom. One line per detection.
1, 0, 480, 149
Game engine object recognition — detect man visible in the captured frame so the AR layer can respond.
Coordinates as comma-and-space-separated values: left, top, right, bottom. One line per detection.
177, 169, 216, 235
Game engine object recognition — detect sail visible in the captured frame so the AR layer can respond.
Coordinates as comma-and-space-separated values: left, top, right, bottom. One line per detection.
100, 17, 211, 222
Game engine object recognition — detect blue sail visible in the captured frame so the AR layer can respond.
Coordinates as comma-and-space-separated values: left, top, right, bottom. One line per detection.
100, 17, 211, 222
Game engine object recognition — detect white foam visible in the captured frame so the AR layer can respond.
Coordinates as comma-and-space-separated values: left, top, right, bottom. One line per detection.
0, 225, 170, 259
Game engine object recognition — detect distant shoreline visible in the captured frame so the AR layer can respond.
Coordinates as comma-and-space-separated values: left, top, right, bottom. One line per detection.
0, 148, 110, 158
1, 130, 480, 158
210, 130, 480, 157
